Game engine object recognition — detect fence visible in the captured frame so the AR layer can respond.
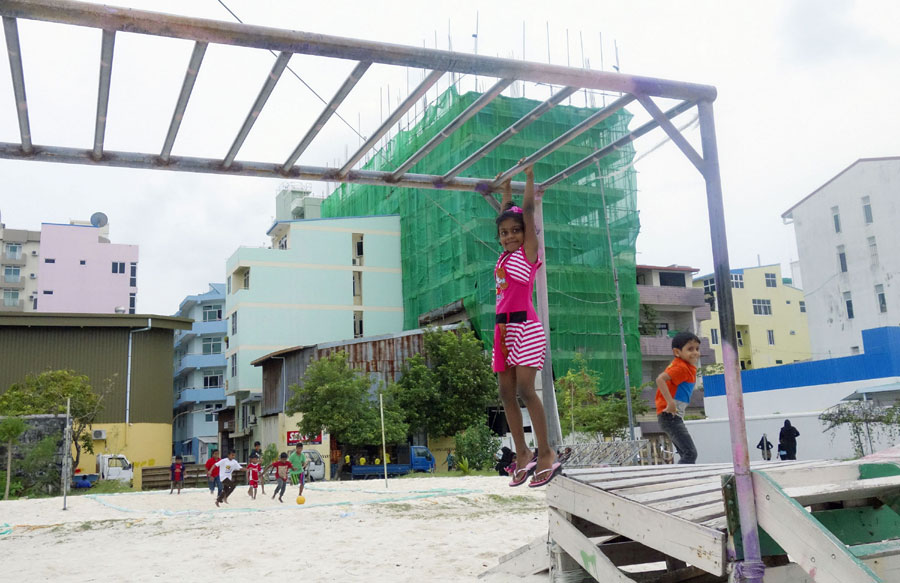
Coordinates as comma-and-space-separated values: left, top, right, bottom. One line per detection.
141, 464, 246, 490
557, 439, 651, 468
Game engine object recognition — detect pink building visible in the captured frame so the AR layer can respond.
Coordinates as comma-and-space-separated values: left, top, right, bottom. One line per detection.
36, 223, 139, 313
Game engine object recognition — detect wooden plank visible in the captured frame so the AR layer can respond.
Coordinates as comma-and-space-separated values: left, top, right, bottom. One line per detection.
479, 536, 549, 578
671, 501, 726, 524
752, 470, 881, 583
547, 475, 726, 576
785, 475, 900, 506
627, 482, 722, 504
548, 507, 637, 582
762, 462, 861, 489
648, 490, 723, 513
598, 540, 668, 566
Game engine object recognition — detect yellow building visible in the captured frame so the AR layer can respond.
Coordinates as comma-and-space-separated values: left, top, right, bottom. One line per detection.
693, 264, 811, 369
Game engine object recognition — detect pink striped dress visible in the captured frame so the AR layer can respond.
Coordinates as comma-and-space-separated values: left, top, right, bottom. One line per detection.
492, 247, 547, 372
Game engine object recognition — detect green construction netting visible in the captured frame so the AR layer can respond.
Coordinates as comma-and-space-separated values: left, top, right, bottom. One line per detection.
322, 87, 641, 394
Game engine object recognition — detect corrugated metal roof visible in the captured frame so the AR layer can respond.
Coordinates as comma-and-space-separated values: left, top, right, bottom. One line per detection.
0, 312, 192, 330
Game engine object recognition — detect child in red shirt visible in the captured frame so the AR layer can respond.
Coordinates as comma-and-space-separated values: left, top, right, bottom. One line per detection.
246, 453, 262, 500
266, 453, 293, 503
169, 455, 185, 495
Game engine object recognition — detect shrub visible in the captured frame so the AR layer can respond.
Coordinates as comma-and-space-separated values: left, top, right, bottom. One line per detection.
457, 457, 472, 475
0, 471, 23, 498
454, 423, 500, 471
20, 434, 61, 496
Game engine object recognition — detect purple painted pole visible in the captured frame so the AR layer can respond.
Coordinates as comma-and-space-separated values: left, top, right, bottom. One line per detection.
697, 100, 765, 582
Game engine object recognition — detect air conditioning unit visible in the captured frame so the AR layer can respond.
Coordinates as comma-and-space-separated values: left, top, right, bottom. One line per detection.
248, 415, 257, 425
31, 250, 38, 256
92, 429, 107, 440
352, 257, 359, 266
29, 273, 36, 279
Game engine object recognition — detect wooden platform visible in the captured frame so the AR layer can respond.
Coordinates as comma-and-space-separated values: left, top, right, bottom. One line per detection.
483, 457, 900, 582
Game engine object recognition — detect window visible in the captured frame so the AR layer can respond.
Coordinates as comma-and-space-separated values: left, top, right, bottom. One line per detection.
730, 273, 744, 288
205, 412, 218, 423
278, 236, 288, 250
130, 262, 137, 287
843, 291, 854, 319
353, 271, 363, 302
203, 304, 222, 322
202, 337, 222, 355
129, 292, 136, 314
80, 260, 86, 265
42, 290, 53, 295
231, 311, 237, 335
736, 330, 744, 347
850, 346, 861, 355
230, 354, 237, 377
658, 272, 686, 287
702, 278, 716, 294
242, 269, 250, 290
775, 360, 783, 365
752, 299, 772, 315
799, 301, 806, 313
5, 243, 21, 259
353, 310, 364, 338
44, 258, 55, 264
831, 206, 841, 233
2, 290, 18, 307
764, 273, 777, 288
740, 360, 746, 370
868, 236, 878, 266
836, 245, 848, 273
862, 196, 873, 224
710, 328, 719, 345
112, 261, 125, 274
3, 265, 20, 283
876, 284, 887, 313
203, 373, 223, 388
227, 276, 232, 294
767, 330, 775, 345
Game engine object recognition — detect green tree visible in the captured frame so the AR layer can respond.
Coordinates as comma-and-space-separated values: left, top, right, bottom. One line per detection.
0, 370, 104, 470
393, 328, 496, 439
285, 351, 407, 447
0, 416, 27, 500
20, 433, 60, 496
556, 354, 648, 439
638, 304, 659, 336
454, 423, 501, 471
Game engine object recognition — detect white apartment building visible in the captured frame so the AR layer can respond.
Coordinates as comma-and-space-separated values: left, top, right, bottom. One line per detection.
782, 157, 900, 358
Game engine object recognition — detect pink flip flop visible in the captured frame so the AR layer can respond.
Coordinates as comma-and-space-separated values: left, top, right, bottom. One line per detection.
508, 457, 538, 487
528, 462, 563, 488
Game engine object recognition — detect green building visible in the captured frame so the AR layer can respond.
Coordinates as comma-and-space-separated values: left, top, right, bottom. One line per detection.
323, 88, 641, 392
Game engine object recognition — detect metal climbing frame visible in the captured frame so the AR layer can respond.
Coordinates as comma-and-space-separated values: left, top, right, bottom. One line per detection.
0, 1, 761, 579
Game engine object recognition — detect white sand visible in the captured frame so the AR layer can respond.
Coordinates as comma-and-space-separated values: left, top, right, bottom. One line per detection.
0, 476, 551, 581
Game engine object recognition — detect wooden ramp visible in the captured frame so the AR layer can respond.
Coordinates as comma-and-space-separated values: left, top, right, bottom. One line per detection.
482, 458, 900, 582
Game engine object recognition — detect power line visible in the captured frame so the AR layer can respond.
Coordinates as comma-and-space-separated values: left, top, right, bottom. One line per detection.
215, 0, 365, 142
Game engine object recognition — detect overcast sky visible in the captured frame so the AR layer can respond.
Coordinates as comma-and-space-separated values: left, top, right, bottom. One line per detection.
1, 0, 898, 314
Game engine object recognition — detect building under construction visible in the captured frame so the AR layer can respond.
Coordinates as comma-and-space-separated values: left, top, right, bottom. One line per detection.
323, 88, 641, 391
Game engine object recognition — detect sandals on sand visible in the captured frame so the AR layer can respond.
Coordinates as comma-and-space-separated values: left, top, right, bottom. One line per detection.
508, 455, 538, 487
528, 462, 563, 488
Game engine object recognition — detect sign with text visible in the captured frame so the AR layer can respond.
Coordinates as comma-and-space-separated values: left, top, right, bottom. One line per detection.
287, 431, 322, 445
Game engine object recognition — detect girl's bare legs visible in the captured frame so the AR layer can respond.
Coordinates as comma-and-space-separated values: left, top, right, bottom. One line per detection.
498, 369, 534, 467
514, 366, 556, 476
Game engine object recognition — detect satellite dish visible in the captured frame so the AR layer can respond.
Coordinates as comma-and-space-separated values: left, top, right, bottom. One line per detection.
90, 212, 108, 228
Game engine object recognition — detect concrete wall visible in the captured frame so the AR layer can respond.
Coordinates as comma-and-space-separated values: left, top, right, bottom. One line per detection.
79, 422, 172, 490
787, 158, 900, 359
37, 223, 138, 313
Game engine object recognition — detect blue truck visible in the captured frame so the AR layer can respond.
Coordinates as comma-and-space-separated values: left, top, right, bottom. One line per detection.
349, 445, 435, 479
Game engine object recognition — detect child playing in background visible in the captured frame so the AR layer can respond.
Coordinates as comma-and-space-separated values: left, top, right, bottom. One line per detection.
246, 453, 261, 500
655, 331, 701, 464
494, 166, 560, 488
169, 455, 185, 495
212, 450, 242, 507
205, 449, 221, 496
266, 452, 293, 503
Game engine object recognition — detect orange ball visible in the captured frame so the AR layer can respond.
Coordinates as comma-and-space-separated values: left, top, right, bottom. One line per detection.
296, 496, 306, 505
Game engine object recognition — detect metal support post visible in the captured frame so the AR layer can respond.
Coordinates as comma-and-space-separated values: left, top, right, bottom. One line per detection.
533, 195, 563, 449
697, 100, 764, 583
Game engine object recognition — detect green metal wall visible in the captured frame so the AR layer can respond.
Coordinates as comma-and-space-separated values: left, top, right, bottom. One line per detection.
0, 326, 176, 423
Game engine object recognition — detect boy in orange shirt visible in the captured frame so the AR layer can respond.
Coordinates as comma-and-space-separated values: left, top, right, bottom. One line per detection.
655, 331, 701, 464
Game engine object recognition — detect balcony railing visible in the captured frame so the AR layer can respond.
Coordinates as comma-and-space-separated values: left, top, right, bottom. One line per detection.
174, 352, 227, 376
641, 335, 714, 359
0, 299, 25, 311
174, 387, 226, 408
637, 285, 706, 308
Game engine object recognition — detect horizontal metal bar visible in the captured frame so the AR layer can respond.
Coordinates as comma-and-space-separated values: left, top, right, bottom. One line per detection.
160, 41, 207, 162
492, 93, 634, 187
540, 99, 696, 189
282, 60, 370, 171
337, 68, 443, 178
0, 0, 716, 102
390, 77, 512, 181
92, 28, 115, 161
441, 86, 578, 182
635, 93, 704, 173
0, 141, 533, 195
222, 51, 292, 169
2, 17, 31, 153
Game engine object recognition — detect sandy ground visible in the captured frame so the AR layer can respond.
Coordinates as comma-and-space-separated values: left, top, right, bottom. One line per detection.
0, 476, 551, 582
